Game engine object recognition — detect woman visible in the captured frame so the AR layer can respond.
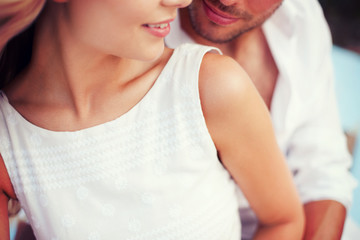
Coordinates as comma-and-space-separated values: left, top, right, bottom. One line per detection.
0, 0, 304, 239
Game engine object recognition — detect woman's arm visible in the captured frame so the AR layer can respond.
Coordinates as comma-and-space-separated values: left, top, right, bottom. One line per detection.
0, 154, 16, 240
199, 53, 305, 239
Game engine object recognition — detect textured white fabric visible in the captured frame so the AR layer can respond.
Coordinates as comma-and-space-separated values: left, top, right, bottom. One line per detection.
0, 44, 241, 240
166, 0, 357, 238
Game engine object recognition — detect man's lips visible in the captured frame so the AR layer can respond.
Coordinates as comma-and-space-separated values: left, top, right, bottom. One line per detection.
203, 0, 240, 26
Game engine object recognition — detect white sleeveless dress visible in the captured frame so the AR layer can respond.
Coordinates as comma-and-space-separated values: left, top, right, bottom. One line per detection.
0, 43, 241, 240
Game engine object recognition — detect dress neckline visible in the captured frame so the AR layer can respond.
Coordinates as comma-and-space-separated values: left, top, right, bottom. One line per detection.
0, 47, 181, 135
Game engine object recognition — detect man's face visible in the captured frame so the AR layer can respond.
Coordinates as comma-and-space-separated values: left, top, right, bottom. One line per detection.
186, 0, 283, 43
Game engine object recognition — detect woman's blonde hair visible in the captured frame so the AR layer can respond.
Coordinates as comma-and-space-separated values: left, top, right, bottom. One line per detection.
0, 0, 46, 50
0, 0, 46, 88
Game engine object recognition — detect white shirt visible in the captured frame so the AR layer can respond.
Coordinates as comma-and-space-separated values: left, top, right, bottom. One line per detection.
166, 0, 357, 238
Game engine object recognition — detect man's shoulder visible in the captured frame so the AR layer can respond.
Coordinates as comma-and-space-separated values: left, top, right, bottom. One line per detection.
281, 0, 324, 17
273, 0, 328, 31
264, 0, 332, 72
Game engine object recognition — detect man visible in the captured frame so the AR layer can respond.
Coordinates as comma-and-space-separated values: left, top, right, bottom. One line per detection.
166, 0, 357, 239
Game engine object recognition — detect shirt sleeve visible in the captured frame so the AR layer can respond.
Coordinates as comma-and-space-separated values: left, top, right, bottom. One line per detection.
285, 0, 357, 209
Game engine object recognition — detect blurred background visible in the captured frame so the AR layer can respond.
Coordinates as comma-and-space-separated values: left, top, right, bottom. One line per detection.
318, 1, 360, 239
319, 0, 360, 53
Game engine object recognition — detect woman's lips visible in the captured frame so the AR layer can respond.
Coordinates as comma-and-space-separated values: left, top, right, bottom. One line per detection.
203, 0, 240, 26
143, 21, 172, 38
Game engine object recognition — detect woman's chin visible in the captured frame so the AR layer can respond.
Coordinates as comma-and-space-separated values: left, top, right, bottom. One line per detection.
140, 43, 166, 62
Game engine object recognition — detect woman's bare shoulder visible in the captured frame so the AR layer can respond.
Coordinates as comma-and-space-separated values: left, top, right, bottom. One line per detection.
198, 52, 259, 120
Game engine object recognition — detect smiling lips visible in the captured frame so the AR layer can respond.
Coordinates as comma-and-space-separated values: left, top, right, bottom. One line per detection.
143, 0, 241, 38
203, 0, 240, 26
143, 22, 171, 38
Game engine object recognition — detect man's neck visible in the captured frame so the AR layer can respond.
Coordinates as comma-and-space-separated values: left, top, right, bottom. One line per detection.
180, 8, 267, 63
179, 9, 279, 109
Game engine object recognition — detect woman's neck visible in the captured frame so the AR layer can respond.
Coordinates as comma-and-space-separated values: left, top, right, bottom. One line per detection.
37, 7, 157, 103
10, 5, 160, 107
4, 4, 171, 131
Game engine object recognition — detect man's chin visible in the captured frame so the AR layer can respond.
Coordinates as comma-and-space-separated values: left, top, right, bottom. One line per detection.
196, 27, 249, 44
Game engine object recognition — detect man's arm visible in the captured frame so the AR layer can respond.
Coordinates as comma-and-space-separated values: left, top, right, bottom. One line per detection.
0, 192, 10, 240
282, 1, 357, 238
303, 200, 346, 240
0, 154, 16, 240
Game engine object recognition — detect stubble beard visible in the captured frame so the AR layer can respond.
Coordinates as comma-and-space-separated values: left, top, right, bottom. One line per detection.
187, 0, 282, 44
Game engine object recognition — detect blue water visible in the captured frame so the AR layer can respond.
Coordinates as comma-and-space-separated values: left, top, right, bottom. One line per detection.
332, 45, 360, 225
332, 46, 360, 132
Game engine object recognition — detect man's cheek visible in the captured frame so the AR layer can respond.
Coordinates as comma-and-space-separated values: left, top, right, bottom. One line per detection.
248, 0, 282, 13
